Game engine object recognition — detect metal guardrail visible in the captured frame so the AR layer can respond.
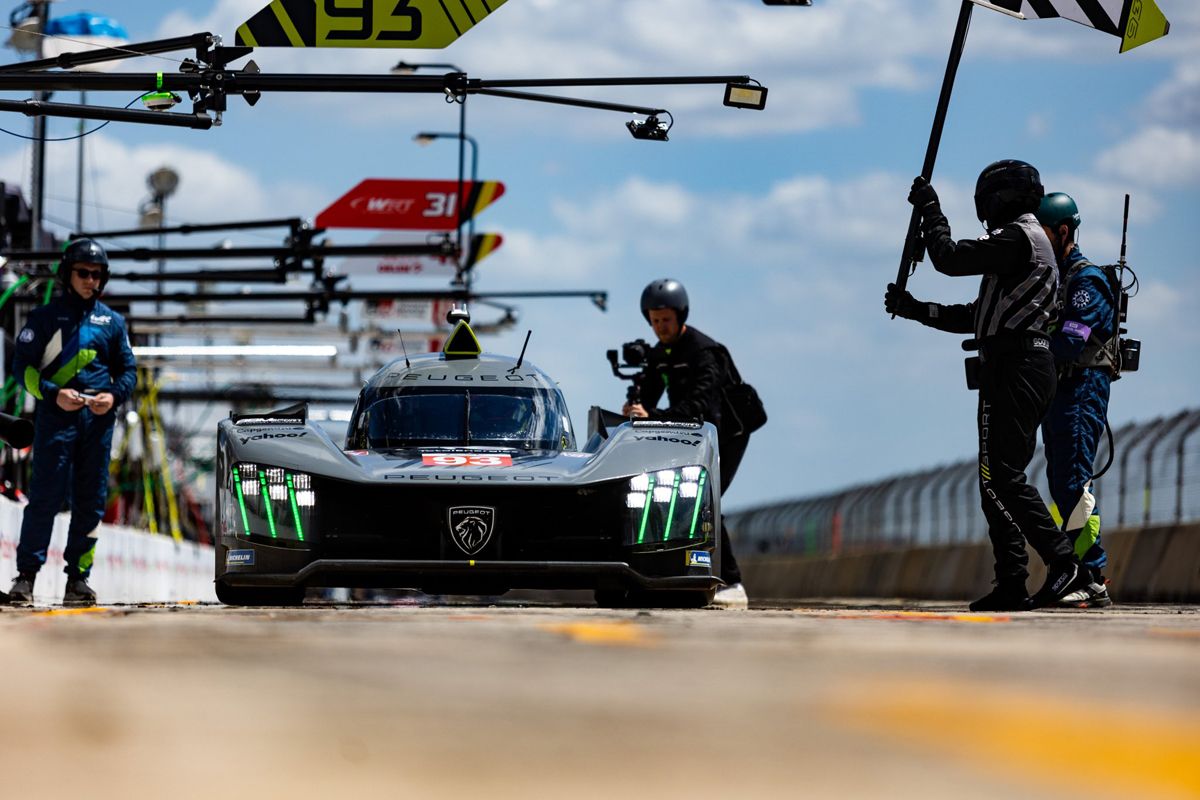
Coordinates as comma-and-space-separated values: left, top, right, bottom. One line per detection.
728, 408, 1200, 557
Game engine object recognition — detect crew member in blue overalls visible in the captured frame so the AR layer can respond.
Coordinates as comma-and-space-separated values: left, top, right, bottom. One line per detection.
4, 239, 137, 606
1037, 193, 1115, 608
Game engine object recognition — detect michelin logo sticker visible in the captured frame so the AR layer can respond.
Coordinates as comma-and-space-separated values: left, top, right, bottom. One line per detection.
226, 549, 256, 566
686, 550, 712, 568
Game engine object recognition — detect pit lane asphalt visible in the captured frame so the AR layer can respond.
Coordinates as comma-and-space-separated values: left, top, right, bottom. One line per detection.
1, 598, 1197, 800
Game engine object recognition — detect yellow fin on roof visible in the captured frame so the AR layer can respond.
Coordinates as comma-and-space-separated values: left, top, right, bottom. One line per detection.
442, 319, 482, 359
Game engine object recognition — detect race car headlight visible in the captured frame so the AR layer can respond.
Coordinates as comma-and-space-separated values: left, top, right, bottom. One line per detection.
227, 462, 316, 543
624, 466, 712, 550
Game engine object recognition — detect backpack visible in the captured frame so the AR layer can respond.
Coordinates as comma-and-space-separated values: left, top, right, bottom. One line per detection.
717, 345, 767, 437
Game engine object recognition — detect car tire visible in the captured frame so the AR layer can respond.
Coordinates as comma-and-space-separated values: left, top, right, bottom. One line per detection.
215, 581, 306, 607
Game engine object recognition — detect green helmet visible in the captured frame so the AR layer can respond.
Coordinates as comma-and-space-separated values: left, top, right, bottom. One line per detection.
1036, 192, 1081, 234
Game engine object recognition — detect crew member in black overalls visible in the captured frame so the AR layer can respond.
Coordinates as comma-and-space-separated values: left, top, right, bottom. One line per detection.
886, 160, 1080, 611
623, 279, 749, 609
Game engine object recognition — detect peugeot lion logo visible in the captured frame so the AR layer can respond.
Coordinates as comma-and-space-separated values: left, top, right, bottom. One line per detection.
447, 506, 496, 556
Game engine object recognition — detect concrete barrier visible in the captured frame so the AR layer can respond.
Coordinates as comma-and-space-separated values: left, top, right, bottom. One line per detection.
1146, 525, 1200, 602
740, 523, 1200, 603
0, 495, 217, 605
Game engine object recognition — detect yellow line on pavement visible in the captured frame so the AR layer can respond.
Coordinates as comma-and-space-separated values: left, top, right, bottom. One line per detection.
833, 679, 1200, 799
538, 621, 657, 648
1148, 627, 1200, 640
33, 607, 110, 617
806, 610, 1012, 624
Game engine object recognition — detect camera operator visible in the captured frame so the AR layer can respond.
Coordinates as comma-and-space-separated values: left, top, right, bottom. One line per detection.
622, 279, 750, 609
885, 160, 1079, 612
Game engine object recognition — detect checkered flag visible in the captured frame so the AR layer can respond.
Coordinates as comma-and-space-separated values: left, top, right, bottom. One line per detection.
973, 0, 1170, 52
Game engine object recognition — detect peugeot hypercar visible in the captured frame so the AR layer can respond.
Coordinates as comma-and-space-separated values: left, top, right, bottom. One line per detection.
214, 317, 722, 606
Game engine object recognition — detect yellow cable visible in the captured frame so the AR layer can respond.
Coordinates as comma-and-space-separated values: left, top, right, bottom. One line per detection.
136, 368, 158, 534
148, 375, 183, 542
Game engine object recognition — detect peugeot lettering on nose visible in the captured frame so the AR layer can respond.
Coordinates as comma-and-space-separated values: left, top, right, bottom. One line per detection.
448, 506, 496, 556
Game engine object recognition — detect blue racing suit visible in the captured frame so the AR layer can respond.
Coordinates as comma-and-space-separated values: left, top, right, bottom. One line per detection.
1041, 247, 1115, 576
11, 290, 137, 578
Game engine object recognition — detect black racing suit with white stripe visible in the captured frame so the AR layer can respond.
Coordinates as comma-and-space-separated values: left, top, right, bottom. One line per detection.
918, 212, 1073, 585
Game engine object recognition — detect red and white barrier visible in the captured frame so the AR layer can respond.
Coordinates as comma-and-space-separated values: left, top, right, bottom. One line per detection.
0, 495, 216, 605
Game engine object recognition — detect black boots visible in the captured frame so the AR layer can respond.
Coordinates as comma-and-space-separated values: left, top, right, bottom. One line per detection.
1030, 558, 1080, 609
971, 557, 1083, 612
2, 572, 98, 607
969, 581, 1032, 612
63, 576, 97, 607
4, 572, 35, 606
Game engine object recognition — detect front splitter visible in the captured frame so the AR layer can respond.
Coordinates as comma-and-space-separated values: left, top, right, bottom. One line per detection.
220, 558, 722, 592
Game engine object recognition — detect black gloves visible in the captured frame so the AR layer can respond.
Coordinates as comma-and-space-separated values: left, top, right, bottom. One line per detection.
907, 176, 940, 215
885, 283, 923, 321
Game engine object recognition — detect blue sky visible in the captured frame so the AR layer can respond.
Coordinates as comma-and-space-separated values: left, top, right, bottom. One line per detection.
1, 0, 1197, 512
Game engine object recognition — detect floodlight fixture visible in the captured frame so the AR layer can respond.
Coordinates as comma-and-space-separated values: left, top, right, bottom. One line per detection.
761, 1, 813, 5
724, 83, 768, 110
627, 114, 670, 142
148, 166, 180, 198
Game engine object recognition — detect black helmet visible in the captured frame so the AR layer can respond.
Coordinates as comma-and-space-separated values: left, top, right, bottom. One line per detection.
974, 159, 1044, 228
640, 278, 688, 324
1036, 192, 1081, 235
59, 238, 110, 292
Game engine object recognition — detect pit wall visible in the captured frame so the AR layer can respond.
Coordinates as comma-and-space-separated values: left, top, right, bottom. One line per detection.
739, 524, 1200, 603
0, 496, 217, 605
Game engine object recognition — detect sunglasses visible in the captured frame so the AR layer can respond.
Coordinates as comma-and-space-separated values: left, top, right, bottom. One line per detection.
72, 268, 104, 280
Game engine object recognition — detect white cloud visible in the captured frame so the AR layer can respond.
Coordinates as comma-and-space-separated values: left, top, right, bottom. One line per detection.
1032, 169, 1163, 258
1094, 125, 1200, 188
489, 228, 620, 283
0, 134, 324, 235
1145, 63, 1200, 128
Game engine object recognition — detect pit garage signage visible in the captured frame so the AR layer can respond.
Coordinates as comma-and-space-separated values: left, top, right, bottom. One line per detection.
334, 232, 503, 277
361, 298, 456, 325
315, 179, 505, 231
236, 0, 509, 49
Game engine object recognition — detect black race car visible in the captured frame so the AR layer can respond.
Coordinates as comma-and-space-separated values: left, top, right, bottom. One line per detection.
214, 316, 722, 606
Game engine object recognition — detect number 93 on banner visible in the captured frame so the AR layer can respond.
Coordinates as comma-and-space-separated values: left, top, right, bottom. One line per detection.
236, 0, 509, 49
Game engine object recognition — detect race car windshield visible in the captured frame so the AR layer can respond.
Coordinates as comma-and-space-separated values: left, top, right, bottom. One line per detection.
365, 387, 559, 449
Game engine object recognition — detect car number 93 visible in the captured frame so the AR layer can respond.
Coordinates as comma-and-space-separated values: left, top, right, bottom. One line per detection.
422, 454, 513, 467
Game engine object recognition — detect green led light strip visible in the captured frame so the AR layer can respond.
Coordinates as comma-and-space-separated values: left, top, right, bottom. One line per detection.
661, 472, 681, 542
285, 473, 305, 543
636, 475, 656, 545
258, 470, 278, 538
232, 467, 252, 537
688, 471, 708, 539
